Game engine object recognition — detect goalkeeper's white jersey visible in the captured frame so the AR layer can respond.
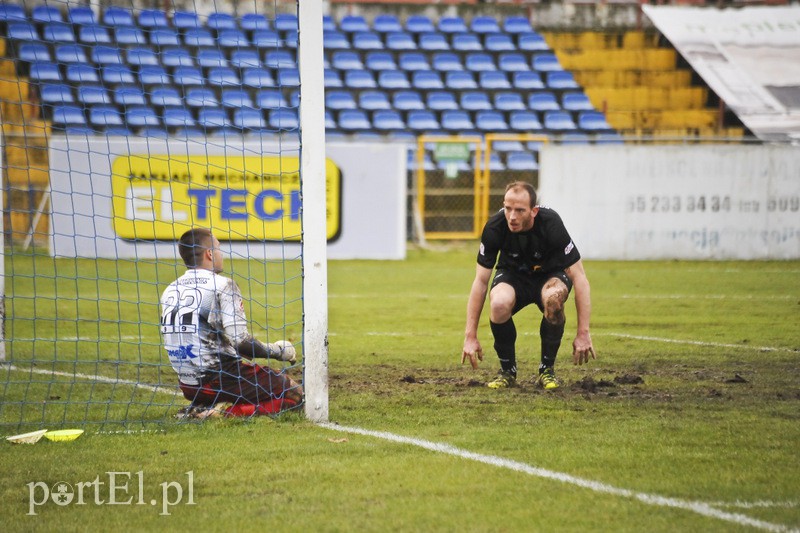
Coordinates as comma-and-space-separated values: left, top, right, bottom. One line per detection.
159, 268, 250, 385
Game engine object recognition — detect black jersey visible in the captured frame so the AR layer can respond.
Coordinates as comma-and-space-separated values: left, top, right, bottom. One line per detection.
477, 207, 581, 275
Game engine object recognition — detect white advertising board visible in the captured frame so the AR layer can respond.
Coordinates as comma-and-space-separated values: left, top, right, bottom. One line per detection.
539, 145, 800, 260
48, 138, 406, 260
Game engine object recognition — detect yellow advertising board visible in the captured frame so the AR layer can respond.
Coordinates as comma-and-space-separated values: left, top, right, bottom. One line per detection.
110, 154, 341, 241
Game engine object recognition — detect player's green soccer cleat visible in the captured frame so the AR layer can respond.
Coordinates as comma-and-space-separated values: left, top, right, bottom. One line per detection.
487, 371, 516, 389
536, 367, 559, 390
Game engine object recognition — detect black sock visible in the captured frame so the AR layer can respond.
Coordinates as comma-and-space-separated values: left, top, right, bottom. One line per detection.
539, 317, 565, 373
491, 319, 517, 377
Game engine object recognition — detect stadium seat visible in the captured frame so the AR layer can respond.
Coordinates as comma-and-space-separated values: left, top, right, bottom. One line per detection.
184, 29, 214, 47
18, 43, 51, 62
242, 68, 274, 88
452, 33, 482, 52
560, 133, 590, 144
65, 64, 98, 83
374, 15, 402, 33
532, 53, 563, 72
438, 17, 467, 34
197, 108, 230, 128
29, 62, 62, 82
445, 72, 478, 90
40, 84, 74, 104
275, 13, 298, 32
164, 107, 197, 128
140, 127, 169, 138
412, 71, 444, 90
234, 108, 266, 130
506, 151, 538, 171
102, 65, 135, 85
419, 33, 449, 51
359, 91, 391, 111
78, 85, 111, 105
460, 92, 492, 111
277, 68, 300, 87
543, 111, 577, 131
528, 92, 560, 112
476, 111, 509, 131
479, 71, 511, 90
340, 15, 369, 33
173, 11, 201, 29
503, 16, 533, 34
124, 48, 156, 68
92, 46, 124, 65
0, 3, 25, 22
114, 86, 146, 106
43, 23, 76, 43
466, 53, 496, 72
173, 67, 204, 86
338, 110, 371, 131
441, 110, 474, 131
197, 49, 228, 68
186, 89, 219, 108
547, 71, 580, 90
518, 33, 549, 52
33, 5, 63, 23
256, 89, 287, 109
398, 52, 430, 71
485, 153, 506, 172
385, 32, 416, 51
426, 91, 458, 111
139, 66, 170, 85
55, 44, 87, 64
323, 31, 350, 50
498, 53, 529, 72
578, 111, 613, 131
372, 110, 405, 131
221, 89, 254, 108
378, 71, 410, 89
321, 15, 335, 32
324, 69, 343, 88
405, 15, 435, 34
509, 111, 543, 131
8, 22, 39, 41
68, 6, 96, 25
432, 53, 463, 72
149, 28, 180, 47
285, 31, 301, 49
207, 68, 240, 87
562, 92, 595, 112
218, 29, 250, 48
139, 9, 168, 28
366, 51, 397, 71
90, 106, 124, 127
326, 90, 357, 110
269, 109, 299, 130
115, 27, 146, 45
52, 105, 87, 127
407, 150, 436, 171
485, 34, 515, 52
104, 7, 134, 27
472, 16, 500, 34
231, 50, 262, 69
162, 48, 194, 67
513, 71, 545, 90
494, 93, 526, 111
265, 50, 296, 69
344, 70, 376, 89
332, 51, 363, 70
392, 91, 425, 111
407, 110, 440, 132
126, 107, 161, 128
207, 13, 237, 31
150, 88, 182, 107
491, 139, 525, 152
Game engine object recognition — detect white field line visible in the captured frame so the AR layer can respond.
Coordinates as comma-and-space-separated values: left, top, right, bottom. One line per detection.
709, 501, 800, 510
3, 364, 180, 397
600, 332, 798, 353
318, 423, 796, 533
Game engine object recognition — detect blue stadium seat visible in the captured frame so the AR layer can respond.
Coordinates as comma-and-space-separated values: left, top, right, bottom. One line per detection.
332, 51, 363, 70
139, 9, 169, 28
33, 5, 63, 23
560, 133, 590, 144
150, 88, 182, 107
491, 139, 525, 152
518, 33, 550, 52
103, 126, 131, 136
338, 110, 371, 131
115, 27, 146, 45
0, 3, 25, 21
220, 89, 255, 108
256, 89, 287, 109
8, 23, 39, 41
485, 153, 506, 172
186, 89, 220, 108
52, 105, 86, 127
164, 107, 197, 128
325, 110, 337, 130
78, 85, 111, 105
207, 68, 240, 87
92, 46, 124, 65
322, 15, 336, 32
90, 106, 123, 127
218, 29, 250, 48
232, 108, 265, 130
104, 7, 133, 26
114, 86, 146, 106
378, 71, 410, 90
197, 108, 230, 128
173, 67, 204, 86
513, 71, 545, 90
533, 53, 563, 72
127, 106, 161, 128
40, 84, 74, 104
102, 65, 135, 85
494, 92, 526, 111
139, 66, 170, 85
445, 72, 477, 90
359, 91, 390, 111
324, 69, 343, 88
509, 111, 543, 131
149, 28, 180, 47
407, 110, 440, 132
277, 68, 300, 87
323, 31, 349, 50
374, 15, 402, 33
504, 16, 533, 34
506, 151, 538, 171
269, 109, 298, 130
472, 15, 501, 34
412, 71, 444, 90
419, 33, 449, 51
55, 44, 86, 64
275, 13, 298, 32
392, 91, 424, 111
43, 23, 75, 43
239, 13, 269, 31
432, 53, 463, 72
405, 15, 435, 34
264, 50, 296, 69
326, 90, 357, 110
544, 111, 577, 131
68, 6, 96, 25
29, 62, 62, 82
140, 127, 170, 138
438, 16, 467, 34
385, 32, 416, 51
365, 52, 397, 71
498, 53, 529, 72
207, 13, 237, 31
231, 50, 262, 69
479, 71, 511, 90
340, 15, 369, 33
460, 91, 492, 111
161, 47, 193, 67
173, 11, 201, 29
372, 110, 405, 131
65, 64, 98, 83
62, 126, 95, 135
426, 91, 458, 111
344, 70, 376, 89
197, 48, 228, 68
485, 34, 515, 52
466, 53, 496, 72
476, 111, 509, 131
242, 68, 274, 88
452, 33, 482, 52
18, 43, 51, 62
547, 71, 580, 90
441, 110, 474, 131
398, 52, 430, 71
407, 150, 436, 171
562, 92, 595, 112
184, 29, 214, 47
528, 92, 560, 112
578, 111, 613, 131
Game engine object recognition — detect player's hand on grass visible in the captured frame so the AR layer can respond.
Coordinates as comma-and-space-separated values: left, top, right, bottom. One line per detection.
462, 339, 483, 370
572, 332, 595, 366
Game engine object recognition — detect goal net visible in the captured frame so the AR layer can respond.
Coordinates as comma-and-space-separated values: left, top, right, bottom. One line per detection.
0, 0, 329, 431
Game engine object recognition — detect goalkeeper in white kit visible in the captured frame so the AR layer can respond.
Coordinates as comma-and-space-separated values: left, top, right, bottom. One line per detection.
160, 228, 303, 417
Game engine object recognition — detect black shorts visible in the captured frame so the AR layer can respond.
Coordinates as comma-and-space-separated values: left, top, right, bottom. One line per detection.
491, 269, 573, 314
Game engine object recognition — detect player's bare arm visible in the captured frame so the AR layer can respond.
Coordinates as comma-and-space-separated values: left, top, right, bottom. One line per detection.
565, 259, 596, 365
463, 264, 492, 369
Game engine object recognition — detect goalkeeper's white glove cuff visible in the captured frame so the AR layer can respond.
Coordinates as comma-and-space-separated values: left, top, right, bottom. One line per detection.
270, 340, 297, 363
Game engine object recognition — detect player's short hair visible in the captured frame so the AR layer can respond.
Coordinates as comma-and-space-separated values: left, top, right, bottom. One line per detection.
505, 181, 538, 207
179, 228, 214, 267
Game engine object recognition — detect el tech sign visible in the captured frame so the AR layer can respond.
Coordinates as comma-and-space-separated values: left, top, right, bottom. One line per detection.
110, 154, 341, 241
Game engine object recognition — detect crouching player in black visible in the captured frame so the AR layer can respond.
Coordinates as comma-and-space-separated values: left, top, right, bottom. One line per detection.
462, 181, 596, 389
